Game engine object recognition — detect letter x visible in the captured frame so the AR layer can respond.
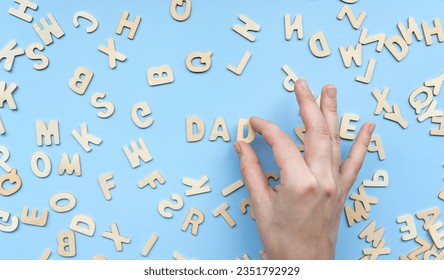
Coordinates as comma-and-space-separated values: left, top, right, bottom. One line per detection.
349, 185, 378, 212
372, 88, 392, 115
102, 223, 130, 251
98, 38, 127, 69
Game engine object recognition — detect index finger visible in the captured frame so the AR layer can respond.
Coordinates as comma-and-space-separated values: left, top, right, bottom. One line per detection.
249, 116, 309, 184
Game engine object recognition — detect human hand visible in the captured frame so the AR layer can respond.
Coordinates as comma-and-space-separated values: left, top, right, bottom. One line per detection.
234, 79, 375, 259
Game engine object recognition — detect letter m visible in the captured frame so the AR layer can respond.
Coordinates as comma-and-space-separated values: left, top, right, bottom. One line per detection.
36, 120, 60, 146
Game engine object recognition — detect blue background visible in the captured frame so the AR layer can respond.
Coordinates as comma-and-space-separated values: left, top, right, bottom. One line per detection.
0, 0, 443, 260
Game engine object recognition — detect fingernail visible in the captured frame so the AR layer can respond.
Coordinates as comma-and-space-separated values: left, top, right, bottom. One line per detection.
234, 142, 242, 156
297, 79, 309, 90
326, 86, 336, 98
368, 122, 376, 134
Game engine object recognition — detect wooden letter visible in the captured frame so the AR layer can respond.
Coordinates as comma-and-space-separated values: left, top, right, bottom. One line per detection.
309, 31, 331, 58
57, 231, 76, 257
183, 176, 211, 196
209, 117, 230, 142
431, 116, 444, 136
181, 208, 204, 236
359, 221, 385, 247
58, 153, 81, 176
0, 82, 18, 110
396, 214, 417, 241
339, 43, 362, 68
98, 172, 115, 201
186, 51, 212, 73
384, 35, 409, 62
350, 185, 378, 212
222, 180, 244, 196
33, 14, 65, 45
359, 28, 386, 52
0, 168, 22, 196
186, 116, 204, 142
158, 194, 184, 218
116, 11, 141, 40
340, 113, 359, 140
25, 43, 49, 70
372, 87, 392, 115
294, 126, 306, 151
259, 250, 268, 260
237, 119, 255, 143
30, 151, 51, 178
173, 251, 187, 260
429, 221, 444, 249
409, 86, 433, 114
384, 104, 408, 128
91, 92, 115, 119
422, 18, 444, 46
35, 120, 59, 146
240, 198, 255, 220
417, 100, 443, 122
170, 0, 192, 22
0, 146, 12, 173
232, 15, 261, 42
227, 51, 251, 76
50, 192, 77, 213
123, 138, 152, 168
69, 67, 94, 95
408, 237, 432, 260
0, 210, 19, 233
425, 72, 444, 96
21, 207, 48, 227
423, 245, 444, 260
141, 233, 158, 257
72, 124, 102, 152
132, 101, 153, 128
368, 134, 385, 160
102, 223, 131, 251
398, 17, 423, 45
284, 13, 303, 40
363, 170, 389, 188
147, 65, 174, 86
282, 64, 299, 92
8, 0, 38, 22
362, 240, 391, 260
0, 40, 25, 71
337, 4, 366, 30
138, 170, 165, 189
73, 11, 99, 33
98, 38, 127, 69
344, 201, 369, 227
69, 215, 96, 237
416, 207, 441, 231
356, 58, 376, 84
439, 189, 444, 201
213, 202, 236, 227
0, 116, 5, 135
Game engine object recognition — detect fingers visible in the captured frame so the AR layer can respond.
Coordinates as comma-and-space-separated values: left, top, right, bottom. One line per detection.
339, 122, 375, 193
294, 79, 332, 176
234, 141, 271, 204
320, 85, 341, 173
249, 116, 307, 176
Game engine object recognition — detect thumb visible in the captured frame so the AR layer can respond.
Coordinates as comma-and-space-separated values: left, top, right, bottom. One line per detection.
234, 141, 271, 205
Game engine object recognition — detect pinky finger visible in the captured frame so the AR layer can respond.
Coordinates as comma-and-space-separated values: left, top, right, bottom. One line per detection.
339, 122, 375, 193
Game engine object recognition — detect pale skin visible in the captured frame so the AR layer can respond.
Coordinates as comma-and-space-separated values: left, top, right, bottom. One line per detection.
234, 79, 375, 259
